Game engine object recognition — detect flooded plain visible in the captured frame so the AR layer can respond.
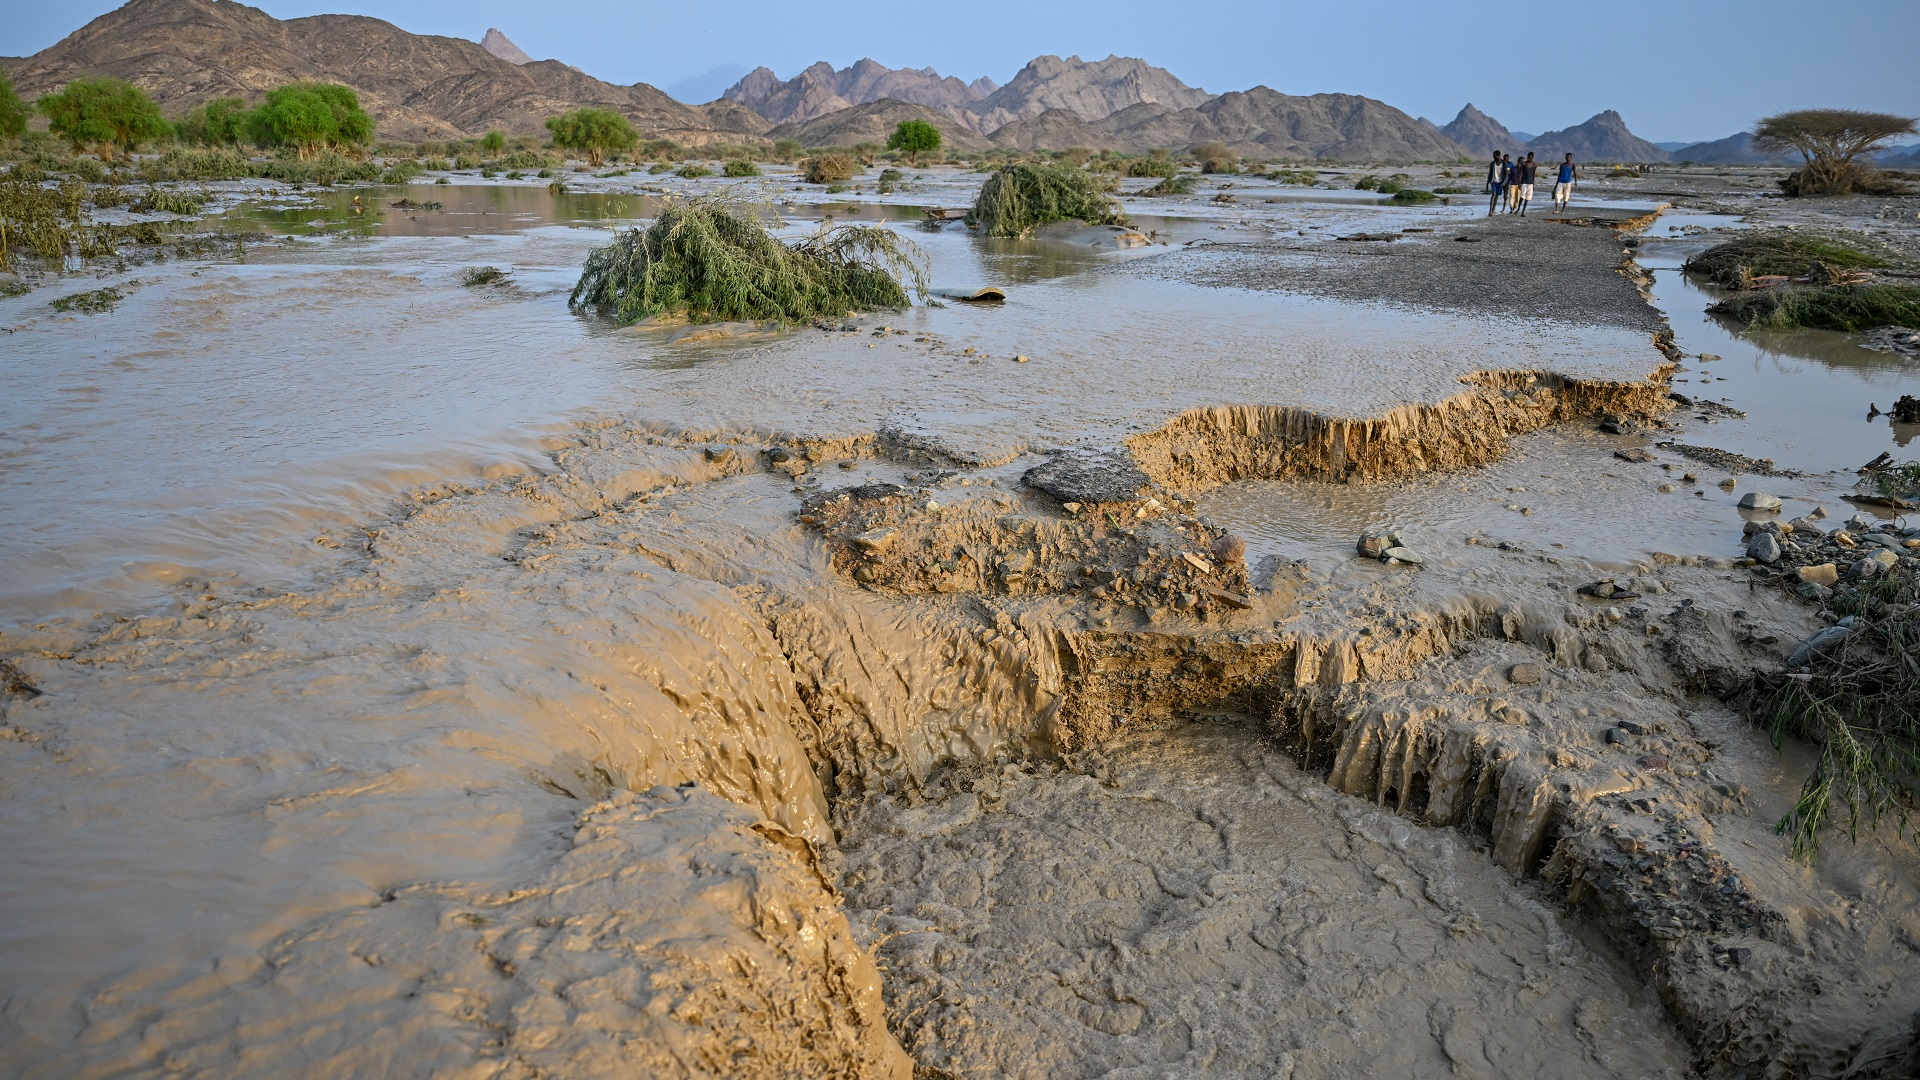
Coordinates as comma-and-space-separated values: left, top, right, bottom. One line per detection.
5, 168, 1920, 1079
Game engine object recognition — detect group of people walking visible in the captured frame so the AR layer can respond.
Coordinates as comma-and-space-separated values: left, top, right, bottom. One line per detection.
1486, 151, 1579, 216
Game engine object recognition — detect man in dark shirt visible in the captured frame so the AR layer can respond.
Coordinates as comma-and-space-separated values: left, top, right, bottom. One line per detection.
1514, 153, 1537, 216
1486, 151, 1507, 217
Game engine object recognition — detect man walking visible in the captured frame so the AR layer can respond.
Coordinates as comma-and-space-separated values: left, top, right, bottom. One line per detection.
1514, 152, 1537, 215
1552, 152, 1579, 213
1486, 151, 1507, 216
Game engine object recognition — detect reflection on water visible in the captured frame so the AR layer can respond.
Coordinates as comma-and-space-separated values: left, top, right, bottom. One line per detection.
1639, 238, 1920, 474
213, 184, 663, 238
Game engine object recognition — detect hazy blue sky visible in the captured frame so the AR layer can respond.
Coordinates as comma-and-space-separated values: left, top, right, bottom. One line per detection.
6, 0, 1917, 141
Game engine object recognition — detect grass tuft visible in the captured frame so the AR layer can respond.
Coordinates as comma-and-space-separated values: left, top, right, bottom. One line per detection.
568, 193, 926, 326
1685, 230, 1898, 289
1710, 283, 1920, 333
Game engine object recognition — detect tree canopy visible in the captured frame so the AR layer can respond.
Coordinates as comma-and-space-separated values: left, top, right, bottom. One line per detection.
0, 71, 27, 143
1755, 109, 1917, 195
544, 108, 637, 166
246, 82, 374, 157
176, 96, 250, 147
886, 118, 941, 163
480, 129, 505, 154
37, 78, 171, 156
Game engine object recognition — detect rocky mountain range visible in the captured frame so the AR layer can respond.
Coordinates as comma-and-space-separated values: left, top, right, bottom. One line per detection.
2, 0, 766, 144
4, 0, 1678, 162
1526, 110, 1670, 163
1667, 131, 1791, 165
723, 60, 993, 125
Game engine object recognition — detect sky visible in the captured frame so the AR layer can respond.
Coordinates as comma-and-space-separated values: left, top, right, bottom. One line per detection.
4, 0, 1917, 142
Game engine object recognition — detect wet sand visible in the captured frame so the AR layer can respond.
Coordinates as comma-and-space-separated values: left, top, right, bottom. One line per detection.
4, 163, 1920, 1078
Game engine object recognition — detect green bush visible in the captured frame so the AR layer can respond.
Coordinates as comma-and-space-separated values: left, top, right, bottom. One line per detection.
886, 118, 941, 163
1192, 141, 1238, 173
1143, 175, 1195, 196
136, 148, 255, 182
1709, 283, 1920, 332
2, 72, 33, 144
1685, 230, 1899, 289
722, 159, 761, 177
1125, 157, 1178, 178
129, 185, 209, 214
545, 108, 637, 167
1389, 187, 1438, 203
480, 130, 505, 154
567, 194, 927, 325
770, 138, 804, 163
176, 96, 249, 147
676, 163, 714, 179
965, 161, 1126, 238
37, 78, 171, 157
246, 82, 373, 157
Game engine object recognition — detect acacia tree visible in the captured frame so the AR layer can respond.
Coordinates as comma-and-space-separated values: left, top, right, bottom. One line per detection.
37, 78, 171, 158
0, 71, 27, 144
247, 83, 374, 158
1754, 109, 1916, 195
544, 108, 636, 166
886, 118, 940, 165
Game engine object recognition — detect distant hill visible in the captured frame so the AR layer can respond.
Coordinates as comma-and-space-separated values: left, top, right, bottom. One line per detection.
765, 99, 992, 153
1508, 130, 1537, 143
1187, 88, 1468, 160
1527, 111, 1669, 162
989, 109, 1118, 151
1668, 131, 1793, 165
480, 28, 530, 66
969, 54, 1210, 131
1440, 103, 1525, 156
725, 60, 990, 125
5, 0, 766, 143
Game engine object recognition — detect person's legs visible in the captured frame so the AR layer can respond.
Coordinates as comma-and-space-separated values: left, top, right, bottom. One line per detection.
1489, 184, 1500, 215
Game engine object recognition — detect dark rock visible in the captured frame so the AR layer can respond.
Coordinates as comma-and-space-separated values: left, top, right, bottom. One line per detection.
1614, 447, 1657, 464
1023, 448, 1151, 505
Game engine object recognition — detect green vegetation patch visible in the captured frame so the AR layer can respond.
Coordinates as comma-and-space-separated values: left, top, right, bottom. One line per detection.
1685, 229, 1900, 289
722, 159, 761, 177
965, 162, 1126, 238
1709, 283, 1920, 333
461, 265, 509, 287
568, 194, 926, 326
1389, 187, 1440, 203
51, 285, 124, 314
675, 164, 714, 179
1142, 175, 1195, 197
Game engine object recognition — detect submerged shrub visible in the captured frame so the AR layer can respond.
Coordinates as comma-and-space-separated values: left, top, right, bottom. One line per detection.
50, 284, 124, 314
1142, 175, 1195, 196
803, 153, 858, 184
965, 161, 1126, 238
1685, 230, 1898, 289
1709, 283, 1920, 333
568, 194, 926, 325
461, 265, 509, 287
0, 176, 112, 266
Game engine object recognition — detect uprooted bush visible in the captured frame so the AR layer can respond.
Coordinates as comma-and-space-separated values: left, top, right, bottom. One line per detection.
568, 194, 927, 325
965, 162, 1125, 238
802, 153, 858, 184
1685, 229, 1899, 289
1709, 283, 1920, 333
1751, 565, 1920, 858
0, 176, 113, 266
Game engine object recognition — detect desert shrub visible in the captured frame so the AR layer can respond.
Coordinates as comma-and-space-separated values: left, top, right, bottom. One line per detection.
1779, 164, 1909, 197
1709, 283, 1920, 332
676, 163, 714, 179
37, 78, 171, 157
1389, 187, 1439, 203
803, 153, 858, 184
1268, 168, 1318, 185
247, 82, 373, 157
381, 160, 424, 184
1125, 156, 1177, 178
1434, 184, 1474, 194
480, 130, 505, 154
137, 147, 254, 182
0, 177, 100, 265
453, 153, 480, 170
176, 97, 249, 147
1142, 175, 1195, 196
966, 161, 1126, 238
257, 151, 382, 187
421, 156, 450, 171
1192, 141, 1238, 173
1685, 230, 1898, 289
568, 194, 926, 325
1352, 174, 1381, 190
545, 108, 637, 167
0, 72, 26, 144
722, 159, 760, 177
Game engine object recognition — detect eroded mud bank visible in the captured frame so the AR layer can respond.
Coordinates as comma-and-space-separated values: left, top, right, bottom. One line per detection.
5, 197, 1919, 1079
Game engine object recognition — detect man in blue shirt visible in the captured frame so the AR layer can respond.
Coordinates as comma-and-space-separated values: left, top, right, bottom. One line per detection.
1552, 153, 1579, 213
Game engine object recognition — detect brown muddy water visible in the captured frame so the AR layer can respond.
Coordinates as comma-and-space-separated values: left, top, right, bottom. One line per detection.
2, 180, 1916, 1078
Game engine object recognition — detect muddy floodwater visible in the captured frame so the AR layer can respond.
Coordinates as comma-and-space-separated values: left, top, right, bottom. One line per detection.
4, 169, 1920, 1079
